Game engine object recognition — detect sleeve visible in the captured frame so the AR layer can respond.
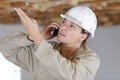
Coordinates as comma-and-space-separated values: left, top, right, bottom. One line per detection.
34, 39, 100, 80
0, 32, 37, 71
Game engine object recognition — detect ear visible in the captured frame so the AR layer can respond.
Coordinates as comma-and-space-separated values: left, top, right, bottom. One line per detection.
80, 33, 88, 41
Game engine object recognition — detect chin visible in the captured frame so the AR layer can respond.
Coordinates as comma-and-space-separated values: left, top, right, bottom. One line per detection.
57, 37, 65, 43
57, 35, 68, 43
57, 37, 61, 42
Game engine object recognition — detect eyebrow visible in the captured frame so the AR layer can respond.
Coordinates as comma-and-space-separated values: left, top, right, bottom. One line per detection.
64, 18, 74, 25
63, 18, 80, 28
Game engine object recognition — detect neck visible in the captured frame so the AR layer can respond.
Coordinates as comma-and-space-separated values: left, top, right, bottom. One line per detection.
61, 43, 81, 58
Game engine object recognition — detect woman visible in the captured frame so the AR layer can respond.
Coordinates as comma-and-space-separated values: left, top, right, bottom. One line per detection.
0, 6, 100, 80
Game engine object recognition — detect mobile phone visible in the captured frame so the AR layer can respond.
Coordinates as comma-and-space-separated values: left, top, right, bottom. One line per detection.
51, 28, 59, 36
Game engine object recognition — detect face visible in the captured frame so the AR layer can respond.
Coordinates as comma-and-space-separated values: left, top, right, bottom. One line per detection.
57, 19, 87, 45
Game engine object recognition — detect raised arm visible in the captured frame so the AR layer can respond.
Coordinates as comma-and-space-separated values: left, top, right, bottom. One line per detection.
15, 8, 42, 45
15, 8, 60, 44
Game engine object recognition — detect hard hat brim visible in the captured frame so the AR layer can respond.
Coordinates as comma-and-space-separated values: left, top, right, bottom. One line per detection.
60, 14, 82, 28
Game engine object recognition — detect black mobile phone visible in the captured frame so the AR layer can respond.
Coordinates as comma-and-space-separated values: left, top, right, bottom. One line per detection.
51, 28, 59, 36
53, 28, 59, 36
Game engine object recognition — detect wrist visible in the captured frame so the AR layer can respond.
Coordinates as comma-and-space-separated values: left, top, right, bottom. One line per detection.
40, 32, 47, 40
27, 35, 34, 42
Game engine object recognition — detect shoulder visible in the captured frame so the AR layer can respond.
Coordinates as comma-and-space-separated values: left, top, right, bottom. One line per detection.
75, 47, 100, 76
77, 46, 100, 60
74, 46, 101, 68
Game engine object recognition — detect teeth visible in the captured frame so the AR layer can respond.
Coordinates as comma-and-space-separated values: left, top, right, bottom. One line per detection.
60, 32, 65, 36
60, 32, 63, 35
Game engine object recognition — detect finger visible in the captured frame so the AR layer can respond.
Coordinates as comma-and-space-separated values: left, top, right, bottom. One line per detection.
50, 24, 59, 29
15, 8, 27, 23
15, 8, 24, 21
15, 8, 36, 30
51, 22, 60, 25
15, 8, 20, 16
17, 8, 28, 18
15, 8, 24, 18
50, 22, 60, 29
15, 8, 33, 32
15, 8, 31, 23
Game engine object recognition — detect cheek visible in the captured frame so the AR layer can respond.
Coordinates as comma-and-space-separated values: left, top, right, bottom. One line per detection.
67, 32, 81, 41
57, 31, 82, 43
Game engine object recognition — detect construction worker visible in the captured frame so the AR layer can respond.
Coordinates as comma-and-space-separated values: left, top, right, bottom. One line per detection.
0, 6, 100, 80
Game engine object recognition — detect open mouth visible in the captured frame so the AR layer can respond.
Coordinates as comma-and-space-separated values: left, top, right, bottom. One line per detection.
59, 32, 65, 37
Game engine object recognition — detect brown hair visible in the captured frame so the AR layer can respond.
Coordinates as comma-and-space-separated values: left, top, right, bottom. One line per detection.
81, 29, 90, 50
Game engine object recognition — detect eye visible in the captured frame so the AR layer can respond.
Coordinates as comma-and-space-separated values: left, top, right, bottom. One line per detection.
62, 18, 66, 24
62, 20, 65, 24
61, 20, 66, 26
70, 25, 75, 29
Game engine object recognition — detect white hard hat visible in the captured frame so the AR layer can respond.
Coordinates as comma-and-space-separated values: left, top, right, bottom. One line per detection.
60, 6, 97, 38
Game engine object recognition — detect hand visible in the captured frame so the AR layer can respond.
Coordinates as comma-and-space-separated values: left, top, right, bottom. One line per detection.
41, 22, 60, 40
15, 8, 42, 45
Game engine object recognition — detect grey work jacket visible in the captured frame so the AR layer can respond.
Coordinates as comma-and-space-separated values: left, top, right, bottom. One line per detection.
0, 32, 100, 80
